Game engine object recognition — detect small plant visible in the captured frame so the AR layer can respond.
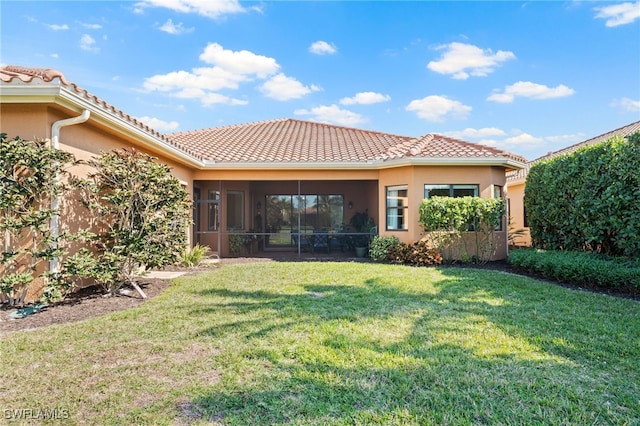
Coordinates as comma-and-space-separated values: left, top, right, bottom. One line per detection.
179, 244, 209, 267
229, 234, 243, 256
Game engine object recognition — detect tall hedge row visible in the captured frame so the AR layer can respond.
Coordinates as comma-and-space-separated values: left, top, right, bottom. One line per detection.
525, 132, 640, 257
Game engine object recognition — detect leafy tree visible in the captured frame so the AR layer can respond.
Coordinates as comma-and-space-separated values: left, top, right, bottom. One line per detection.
0, 134, 76, 305
75, 148, 191, 297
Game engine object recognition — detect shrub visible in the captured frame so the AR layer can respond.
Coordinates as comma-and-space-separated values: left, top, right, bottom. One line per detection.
385, 240, 442, 266
508, 248, 640, 293
1, 134, 77, 305
419, 196, 504, 263
74, 148, 191, 296
525, 132, 640, 257
369, 235, 401, 261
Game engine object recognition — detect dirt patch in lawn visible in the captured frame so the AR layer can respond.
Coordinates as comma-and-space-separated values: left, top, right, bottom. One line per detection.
1, 257, 636, 336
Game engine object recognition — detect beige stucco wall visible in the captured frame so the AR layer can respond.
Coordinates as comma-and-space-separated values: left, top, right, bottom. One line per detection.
506, 180, 532, 246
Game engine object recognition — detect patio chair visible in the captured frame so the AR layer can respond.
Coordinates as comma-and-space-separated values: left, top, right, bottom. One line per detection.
313, 230, 330, 253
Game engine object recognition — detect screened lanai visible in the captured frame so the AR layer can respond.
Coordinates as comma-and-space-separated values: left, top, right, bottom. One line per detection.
192, 179, 379, 258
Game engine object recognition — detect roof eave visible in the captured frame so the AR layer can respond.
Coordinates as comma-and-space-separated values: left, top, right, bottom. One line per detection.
378, 156, 527, 170
1, 82, 206, 169
196, 156, 527, 170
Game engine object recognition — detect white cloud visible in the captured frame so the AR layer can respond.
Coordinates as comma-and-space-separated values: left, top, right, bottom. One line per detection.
134, 0, 246, 19
443, 127, 507, 140
487, 81, 575, 103
612, 97, 640, 112
145, 68, 245, 93
545, 133, 586, 144
294, 104, 366, 126
79, 34, 99, 53
427, 42, 516, 80
594, 1, 640, 27
406, 95, 471, 122
260, 73, 321, 101
158, 18, 193, 34
50, 53, 59, 59
309, 41, 337, 55
340, 92, 391, 105
81, 23, 102, 30
199, 42, 279, 78
47, 24, 69, 31
200, 93, 248, 106
135, 116, 180, 132
143, 43, 283, 106
504, 133, 545, 146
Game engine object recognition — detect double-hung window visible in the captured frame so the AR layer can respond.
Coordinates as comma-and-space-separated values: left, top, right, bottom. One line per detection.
386, 185, 408, 230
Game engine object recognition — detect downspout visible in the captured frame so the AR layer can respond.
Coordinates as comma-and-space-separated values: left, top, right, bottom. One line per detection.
50, 110, 90, 276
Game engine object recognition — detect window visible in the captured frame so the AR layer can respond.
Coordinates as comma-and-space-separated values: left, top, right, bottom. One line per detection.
493, 185, 503, 199
424, 184, 480, 231
226, 190, 244, 230
386, 185, 408, 230
208, 190, 220, 231
264, 194, 344, 247
424, 184, 479, 198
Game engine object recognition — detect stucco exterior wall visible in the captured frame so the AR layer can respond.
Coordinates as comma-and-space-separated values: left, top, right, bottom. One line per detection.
378, 165, 509, 260
506, 180, 532, 246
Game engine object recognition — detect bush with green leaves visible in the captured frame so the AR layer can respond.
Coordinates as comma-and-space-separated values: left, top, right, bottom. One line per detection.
369, 235, 401, 261
74, 148, 191, 296
508, 248, 640, 293
386, 240, 442, 266
1, 134, 77, 305
525, 132, 640, 257
418, 196, 504, 263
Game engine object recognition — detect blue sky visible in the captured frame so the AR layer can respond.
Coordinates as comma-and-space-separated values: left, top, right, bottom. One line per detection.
2, 0, 639, 161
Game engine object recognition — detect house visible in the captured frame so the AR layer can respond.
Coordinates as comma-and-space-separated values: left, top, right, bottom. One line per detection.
1, 65, 526, 260
506, 120, 640, 247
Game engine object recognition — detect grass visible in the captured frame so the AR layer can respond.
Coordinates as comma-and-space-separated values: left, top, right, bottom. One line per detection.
1, 262, 639, 425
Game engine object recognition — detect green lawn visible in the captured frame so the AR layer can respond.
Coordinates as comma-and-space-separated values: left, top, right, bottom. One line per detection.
1, 262, 639, 425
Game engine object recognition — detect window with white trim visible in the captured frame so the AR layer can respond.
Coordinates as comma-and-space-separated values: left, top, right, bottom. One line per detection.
386, 185, 408, 230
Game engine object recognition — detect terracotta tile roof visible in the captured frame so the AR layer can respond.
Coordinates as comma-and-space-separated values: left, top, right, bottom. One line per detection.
2, 64, 527, 169
169, 119, 527, 166
507, 120, 640, 183
383, 133, 527, 163
0, 65, 71, 84
0, 65, 201, 159
169, 118, 413, 163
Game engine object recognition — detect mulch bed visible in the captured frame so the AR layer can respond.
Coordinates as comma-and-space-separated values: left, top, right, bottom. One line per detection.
1, 258, 637, 336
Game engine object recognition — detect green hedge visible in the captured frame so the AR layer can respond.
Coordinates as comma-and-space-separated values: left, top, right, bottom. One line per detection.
508, 248, 640, 293
525, 132, 640, 257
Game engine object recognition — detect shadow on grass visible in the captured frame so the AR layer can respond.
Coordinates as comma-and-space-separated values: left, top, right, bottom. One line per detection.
183, 265, 640, 424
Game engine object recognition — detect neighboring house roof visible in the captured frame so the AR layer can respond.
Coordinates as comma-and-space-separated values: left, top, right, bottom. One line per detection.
507, 120, 640, 183
2, 65, 527, 170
